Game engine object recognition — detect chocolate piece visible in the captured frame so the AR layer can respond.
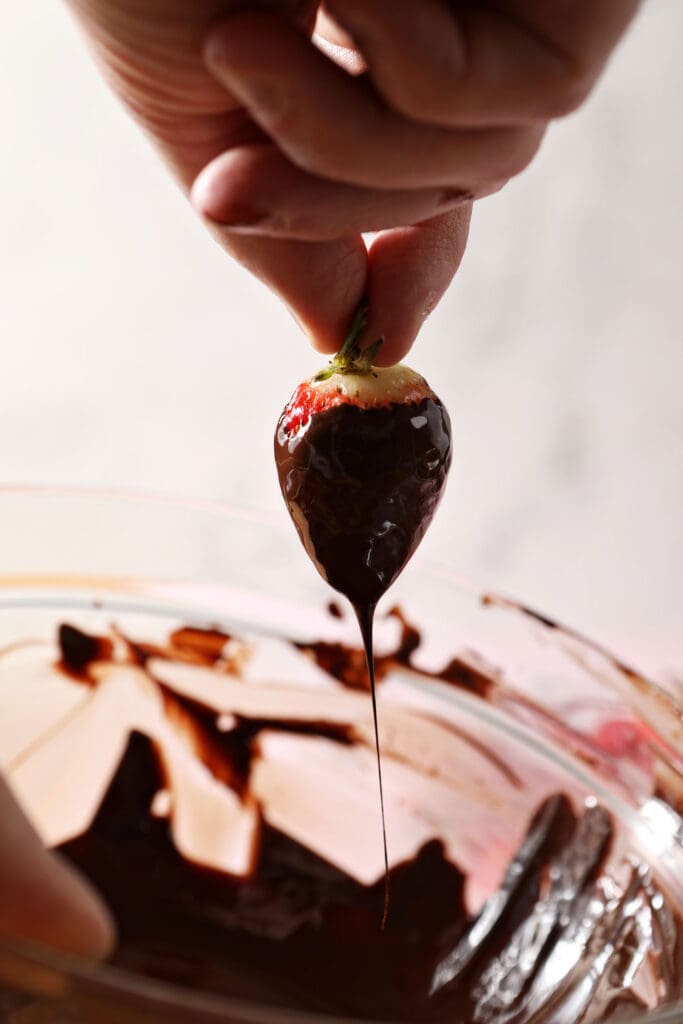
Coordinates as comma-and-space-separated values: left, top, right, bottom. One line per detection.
168, 626, 232, 664
57, 623, 113, 681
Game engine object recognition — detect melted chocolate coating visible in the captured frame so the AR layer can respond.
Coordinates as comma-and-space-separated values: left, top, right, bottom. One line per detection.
274, 397, 452, 607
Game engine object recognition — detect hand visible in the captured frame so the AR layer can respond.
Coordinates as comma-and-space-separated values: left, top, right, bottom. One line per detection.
66, 0, 388, 356
0, 776, 114, 958
66, 2, 640, 363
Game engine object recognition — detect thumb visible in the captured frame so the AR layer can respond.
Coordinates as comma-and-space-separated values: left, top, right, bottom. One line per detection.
0, 776, 115, 959
364, 205, 472, 366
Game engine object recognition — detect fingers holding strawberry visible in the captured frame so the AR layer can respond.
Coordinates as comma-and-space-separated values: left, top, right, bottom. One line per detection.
362, 206, 472, 366
66, 0, 461, 364
275, 301, 452, 607
189, 1, 637, 360
66, 0, 641, 365
63, 0, 374, 357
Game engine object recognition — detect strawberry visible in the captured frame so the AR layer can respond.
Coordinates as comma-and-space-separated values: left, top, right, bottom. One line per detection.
274, 303, 452, 615
275, 304, 452, 925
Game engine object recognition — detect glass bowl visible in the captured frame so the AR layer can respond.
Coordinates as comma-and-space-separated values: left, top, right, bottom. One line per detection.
0, 487, 682, 1024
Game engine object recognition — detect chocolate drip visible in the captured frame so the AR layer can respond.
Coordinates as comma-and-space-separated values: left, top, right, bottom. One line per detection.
356, 603, 390, 929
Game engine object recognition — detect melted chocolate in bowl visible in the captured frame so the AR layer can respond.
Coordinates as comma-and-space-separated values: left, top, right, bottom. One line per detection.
2, 597, 683, 1023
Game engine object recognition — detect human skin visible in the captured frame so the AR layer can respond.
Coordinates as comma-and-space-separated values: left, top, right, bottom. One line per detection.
64, 0, 640, 363
0, 777, 114, 957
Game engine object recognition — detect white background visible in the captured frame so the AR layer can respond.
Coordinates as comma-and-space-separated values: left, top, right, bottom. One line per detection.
0, 3, 681, 667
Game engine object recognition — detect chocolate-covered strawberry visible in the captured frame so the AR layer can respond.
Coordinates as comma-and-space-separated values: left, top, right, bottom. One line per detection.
275, 302, 452, 924
274, 304, 452, 613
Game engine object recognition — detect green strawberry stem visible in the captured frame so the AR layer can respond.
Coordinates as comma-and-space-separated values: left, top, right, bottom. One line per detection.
337, 299, 370, 363
313, 299, 384, 382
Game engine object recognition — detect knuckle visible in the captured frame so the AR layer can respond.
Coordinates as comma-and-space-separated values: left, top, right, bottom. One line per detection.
322, 0, 344, 20
276, 210, 334, 241
377, 78, 437, 124
287, 142, 340, 179
269, 120, 349, 180
539, 64, 595, 119
263, 100, 299, 142
493, 147, 528, 181
473, 177, 508, 200
288, 124, 378, 185
496, 128, 543, 179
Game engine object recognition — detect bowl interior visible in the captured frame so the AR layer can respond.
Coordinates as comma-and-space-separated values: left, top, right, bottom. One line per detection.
0, 489, 682, 1024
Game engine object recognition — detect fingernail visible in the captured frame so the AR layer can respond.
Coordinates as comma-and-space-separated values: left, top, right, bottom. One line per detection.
439, 189, 474, 207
